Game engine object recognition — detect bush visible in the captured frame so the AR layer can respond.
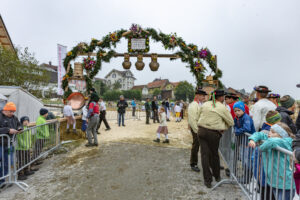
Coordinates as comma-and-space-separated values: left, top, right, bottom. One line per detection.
174, 81, 194, 102
103, 89, 142, 101
103, 90, 122, 101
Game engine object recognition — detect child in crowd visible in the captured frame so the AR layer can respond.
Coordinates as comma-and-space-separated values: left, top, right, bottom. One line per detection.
16, 116, 36, 180
174, 103, 182, 122
153, 107, 169, 143
233, 101, 255, 184
253, 110, 282, 199
261, 110, 282, 131
233, 101, 255, 136
81, 102, 88, 138
249, 122, 295, 200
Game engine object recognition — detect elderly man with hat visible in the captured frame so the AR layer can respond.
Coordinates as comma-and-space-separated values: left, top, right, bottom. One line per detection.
197, 89, 234, 188
251, 86, 277, 131
188, 88, 207, 172
0, 102, 23, 187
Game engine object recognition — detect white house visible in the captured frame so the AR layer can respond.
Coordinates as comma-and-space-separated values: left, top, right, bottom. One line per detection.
105, 69, 136, 90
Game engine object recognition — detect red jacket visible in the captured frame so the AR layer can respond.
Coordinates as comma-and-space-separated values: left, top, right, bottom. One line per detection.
87, 102, 100, 118
229, 102, 249, 119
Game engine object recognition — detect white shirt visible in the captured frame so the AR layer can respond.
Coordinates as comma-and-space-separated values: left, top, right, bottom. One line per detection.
63, 105, 74, 118
160, 112, 167, 126
99, 101, 106, 111
174, 105, 182, 113
82, 106, 88, 120
251, 98, 277, 131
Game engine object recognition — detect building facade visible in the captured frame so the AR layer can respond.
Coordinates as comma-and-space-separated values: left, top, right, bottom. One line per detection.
105, 69, 136, 90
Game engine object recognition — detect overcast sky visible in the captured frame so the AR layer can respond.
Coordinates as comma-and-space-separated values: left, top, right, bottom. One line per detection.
1, 0, 300, 98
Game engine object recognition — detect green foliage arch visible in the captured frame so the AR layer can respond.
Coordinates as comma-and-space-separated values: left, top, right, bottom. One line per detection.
62, 24, 222, 99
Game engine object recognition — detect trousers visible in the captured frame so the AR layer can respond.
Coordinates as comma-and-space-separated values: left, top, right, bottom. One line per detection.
146, 110, 150, 124
198, 126, 222, 183
153, 110, 159, 123
87, 115, 99, 145
97, 110, 110, 131
190, 129, 200, 166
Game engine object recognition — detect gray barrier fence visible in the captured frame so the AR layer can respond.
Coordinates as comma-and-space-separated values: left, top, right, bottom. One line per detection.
0, 134, 15, 190
0, 120, 60, 192
213, 129, 299, 200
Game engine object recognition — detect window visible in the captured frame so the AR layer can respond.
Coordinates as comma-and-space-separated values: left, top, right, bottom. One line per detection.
112, 73, 116, 78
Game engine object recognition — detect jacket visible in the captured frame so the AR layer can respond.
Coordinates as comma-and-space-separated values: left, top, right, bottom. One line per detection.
151, 101, 158, 111
188, 101, 201, 133
249, 132, 294, 189
276, 106, 297, 134
117, 100, 128, 114
16, 126, 32, 150
296, 111, 300, 132
292, 130, 300, 161
87, 101, 100, 118
234, 113, 255, 136
251, 99, 277, 131
0, 111, 22, 145
144, 102, 151, 112
36, 116, 50, 139
197, 101, 234, 131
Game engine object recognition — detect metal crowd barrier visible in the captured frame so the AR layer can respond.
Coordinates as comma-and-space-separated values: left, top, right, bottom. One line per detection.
0, 134, 14, 190
0, 120, 60, 192
213, 129, 299, 200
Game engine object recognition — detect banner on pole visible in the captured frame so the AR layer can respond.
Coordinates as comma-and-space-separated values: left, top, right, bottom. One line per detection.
57, 44, 67, 95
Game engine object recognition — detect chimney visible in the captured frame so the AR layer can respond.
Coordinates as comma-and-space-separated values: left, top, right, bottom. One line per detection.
49, 61, 52, 66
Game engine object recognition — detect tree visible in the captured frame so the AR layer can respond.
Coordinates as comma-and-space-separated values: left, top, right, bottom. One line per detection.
123, 90, 142, 100
152, 88, 161, 97
94, 80, 109, 96
174, 81, 194, 102
113, 81, 122, 90
103, 90, 122, 101
0, 46, 49, 92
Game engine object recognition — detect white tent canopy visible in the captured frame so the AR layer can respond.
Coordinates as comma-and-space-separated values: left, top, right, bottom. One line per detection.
0, 86, 44, 122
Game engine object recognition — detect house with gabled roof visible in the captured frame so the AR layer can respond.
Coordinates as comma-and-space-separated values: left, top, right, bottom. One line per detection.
104, 69, 136, 90
0, 15, 15, 52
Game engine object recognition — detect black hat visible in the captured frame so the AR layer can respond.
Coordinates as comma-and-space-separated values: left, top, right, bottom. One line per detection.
254, 85, 271, 93
40, 108, 49, 116
90, 88, 96, 92
225, 92, 238, 99
267, 93, 280, 98
297, 84, 300, 88
195, 88, 207, 95
20, 116, 30, 124
213, 89, 226, 97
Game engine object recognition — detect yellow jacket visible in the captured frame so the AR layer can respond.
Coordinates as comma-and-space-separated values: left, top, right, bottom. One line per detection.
197, 101, 234, 131
188, 101, 201, 133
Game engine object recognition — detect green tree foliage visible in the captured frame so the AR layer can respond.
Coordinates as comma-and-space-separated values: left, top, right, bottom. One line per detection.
0, 46, 49, 92
112, 81, 122, 90
152, 88, 161, 97
94, 80, 109, 96
123, 90, 142, 100
174, 81, 194, 102
103, 89, 142, 101
103, 90, 122, 101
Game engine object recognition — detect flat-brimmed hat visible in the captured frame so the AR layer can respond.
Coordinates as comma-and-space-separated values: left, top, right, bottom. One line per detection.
225, 92, 239, 99
213, 89, 226, 97
254, 85, 271, 93
267, 93, 280, 99
195, 87, 207, 95
297, 84, 300, 88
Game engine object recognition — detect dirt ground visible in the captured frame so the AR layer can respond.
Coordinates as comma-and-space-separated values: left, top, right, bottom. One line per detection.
1, 116, 246, 200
